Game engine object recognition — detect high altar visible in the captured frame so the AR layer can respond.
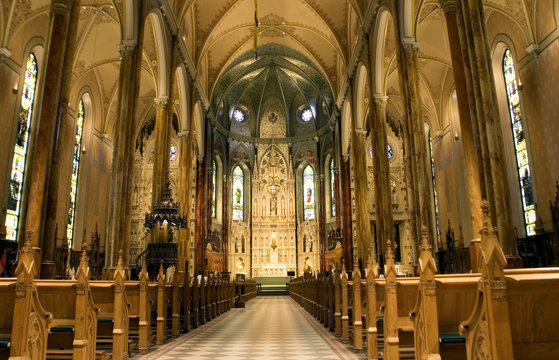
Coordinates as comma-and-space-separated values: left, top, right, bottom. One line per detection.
229, 104, 320, 278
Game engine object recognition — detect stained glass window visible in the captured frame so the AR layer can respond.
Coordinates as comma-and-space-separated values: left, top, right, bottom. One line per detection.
387, 144, 393, 160
429, 130, 440, 243
170, 143, 177, 162
232, 165, 243, 221
330, 159, 335, 217
66, 99, 85, 246
301, 108, 313, 122
233, 109, 245, 122
5, 53, 38, 241
212, 160, 217, 218
503, 49, 535, 236
303, 165, 315, 220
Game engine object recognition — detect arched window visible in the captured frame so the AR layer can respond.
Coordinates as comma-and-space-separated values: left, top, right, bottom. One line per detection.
503, 49, 535, 236
66, 99, 85, 246
212, 160, 217, 218
170, 143, 177, 162
428, 130, 440, 242
5, 53, 38, 241
329, 158, 335, 217
303, 165, 315, 220
232, 165, 243, 221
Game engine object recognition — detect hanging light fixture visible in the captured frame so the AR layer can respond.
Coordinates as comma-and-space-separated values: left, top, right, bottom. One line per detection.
144, 177, 187, 229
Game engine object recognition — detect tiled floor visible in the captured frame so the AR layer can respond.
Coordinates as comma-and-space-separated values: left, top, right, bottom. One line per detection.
135, 296, 364, 360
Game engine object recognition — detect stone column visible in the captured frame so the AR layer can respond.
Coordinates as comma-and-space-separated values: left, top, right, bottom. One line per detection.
195, 160, 206, 271
351, 129, 372, 268
222, 170, 229, 272
105, 2, 146, 274
392, 0, 434, 253
318, 172, 326, 271
370, 96, 394, 269
440, 0, 484, 249
332, 130, 342, 228
178, 130, 191, 272
151, 97, 170, 208
23, 0, 81, 273
456, 0, 515, 254
337, 118, 353, 270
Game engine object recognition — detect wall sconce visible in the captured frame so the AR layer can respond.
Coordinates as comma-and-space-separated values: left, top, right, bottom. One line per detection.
454, 133, 459, 140
12, 84, 17, 94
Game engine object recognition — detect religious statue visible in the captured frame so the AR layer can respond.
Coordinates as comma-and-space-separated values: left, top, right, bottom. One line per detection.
270, 196, 277, 215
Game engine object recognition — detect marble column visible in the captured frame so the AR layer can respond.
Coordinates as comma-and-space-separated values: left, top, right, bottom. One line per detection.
222, 171, 229, 272
195, 160, 206, 271
370, 96, 394, 269
318, 172, 326, 271
351, 129, 372, 268
332, 130, 342, 229
178, 130, 191, 272
105, 2, 146, 274
457, 0, 515, 254
440, 0, 484, 246
151, 97, 170, 209
23, 0, 81, 273
338, 120, 353, 269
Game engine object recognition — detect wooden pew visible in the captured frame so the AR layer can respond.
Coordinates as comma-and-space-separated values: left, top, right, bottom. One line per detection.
171, 271, 183, 337
156, 264, 168, 344
410, 228, 479, 360
191, 275, 200, 328
124, 259, 152, 353
182, 271, 191, 332
459, 202, 559, 360
37, 247, 104, 360
90, 252, 131, 360
0, 238, 53, 360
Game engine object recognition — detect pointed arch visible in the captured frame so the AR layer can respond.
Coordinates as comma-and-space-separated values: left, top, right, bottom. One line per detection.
5, 52, 39, 241
302, 163, 316, 221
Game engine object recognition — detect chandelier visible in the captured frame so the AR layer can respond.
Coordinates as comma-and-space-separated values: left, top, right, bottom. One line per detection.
144, 177, 187, 229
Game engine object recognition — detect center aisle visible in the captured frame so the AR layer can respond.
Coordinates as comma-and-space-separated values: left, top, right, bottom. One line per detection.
135, 296, 364, 360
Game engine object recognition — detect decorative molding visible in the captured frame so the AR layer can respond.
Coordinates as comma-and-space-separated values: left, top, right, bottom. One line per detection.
154, 96, 169, 109
118, 40, 137, 56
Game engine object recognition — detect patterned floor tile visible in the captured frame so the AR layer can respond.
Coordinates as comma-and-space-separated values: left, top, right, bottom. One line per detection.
133, 296, 364, 360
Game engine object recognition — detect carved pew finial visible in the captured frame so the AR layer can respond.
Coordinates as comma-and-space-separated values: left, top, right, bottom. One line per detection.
16, 231, 36, 282
460, 200, 513, 359
157, 261, 165, 285
76, 241, 90, 282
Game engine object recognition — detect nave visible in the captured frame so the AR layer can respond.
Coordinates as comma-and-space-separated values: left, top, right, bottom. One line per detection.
134, 297, 362, 360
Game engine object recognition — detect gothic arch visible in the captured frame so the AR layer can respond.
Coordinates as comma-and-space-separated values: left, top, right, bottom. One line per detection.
193, 101, 204, 158
341, 99, 352, 157
176, 65, 190, 133
354, 63, 368, 131
491, 40, 537, 238
145, 11, 170, 99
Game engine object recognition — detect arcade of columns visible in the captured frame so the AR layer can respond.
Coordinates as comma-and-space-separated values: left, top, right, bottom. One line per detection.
0, 0, 521, 279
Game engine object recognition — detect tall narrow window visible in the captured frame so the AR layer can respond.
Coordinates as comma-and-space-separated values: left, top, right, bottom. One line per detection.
66, 99, 85, 246
330, 158, 335, 217
429, 130, 440, 243
5, 53, 38, 241
503, 49, 535, 236
232, 165, 243, 221
212, 160, 217, 218
303, 165, 315, 220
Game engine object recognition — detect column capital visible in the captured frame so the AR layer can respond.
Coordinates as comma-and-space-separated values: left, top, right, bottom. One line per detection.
0, 48, 12, 63
373, 94, 389, 105
52, 0, 73, 14
154, 96, 169, 109
178, 130, 190, 138
402, 38, 420, 50
354, 129, 368, 138
439, 0, 457, 12
119, 40, 137, 56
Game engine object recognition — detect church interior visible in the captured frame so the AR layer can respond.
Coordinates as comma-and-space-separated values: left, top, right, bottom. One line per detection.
1, 0, 559, 359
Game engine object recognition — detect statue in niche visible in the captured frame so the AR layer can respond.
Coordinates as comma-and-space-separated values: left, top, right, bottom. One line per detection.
235, 237, 241, 253
392, 183, 398, 204
268, 112, 278, 123
303, 236, 307, 252
270, 196, 277, 215
307, 236, 313, 253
